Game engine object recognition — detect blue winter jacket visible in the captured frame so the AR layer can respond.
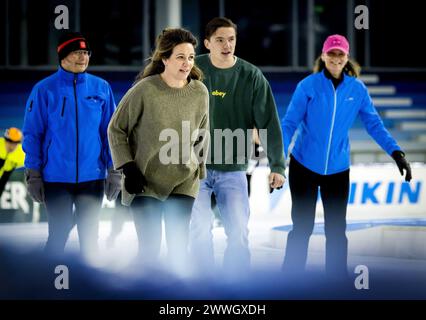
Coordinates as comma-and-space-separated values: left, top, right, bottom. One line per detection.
23, 67, 116, 183
283, 70, 401, 175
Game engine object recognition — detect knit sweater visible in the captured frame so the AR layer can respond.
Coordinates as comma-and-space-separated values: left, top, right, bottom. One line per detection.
108, 74, 209, 205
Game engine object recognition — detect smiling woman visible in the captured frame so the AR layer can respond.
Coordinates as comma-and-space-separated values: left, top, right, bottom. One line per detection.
108, 28, 209, 275
281, 34, 412, 279
313, 34, 360, 79
321, 50, 348, 78
160, 42, 195, 88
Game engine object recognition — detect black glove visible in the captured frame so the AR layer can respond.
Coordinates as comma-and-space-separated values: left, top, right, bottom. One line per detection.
121, 161, 146, 194
25, 169, 45, 203
391, 150, 412, 182
105, 167, 122, 201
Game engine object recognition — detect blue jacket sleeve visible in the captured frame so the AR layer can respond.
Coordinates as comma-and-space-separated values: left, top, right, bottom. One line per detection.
282, 82, 309, 157
22, 85, 47, 171
358, 87, 401, 155
101, 82, 116, 169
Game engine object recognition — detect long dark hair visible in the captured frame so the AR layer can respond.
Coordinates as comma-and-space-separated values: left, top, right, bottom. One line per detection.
134, 28, 203, 84
313, 56, 361, 77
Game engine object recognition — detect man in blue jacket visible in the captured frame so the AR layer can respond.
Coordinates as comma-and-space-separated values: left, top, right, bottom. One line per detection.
22, 32, 121, 261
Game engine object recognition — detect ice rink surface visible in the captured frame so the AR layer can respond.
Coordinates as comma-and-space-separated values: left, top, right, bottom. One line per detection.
1, 165, 425, 299
1, 208, 426, 300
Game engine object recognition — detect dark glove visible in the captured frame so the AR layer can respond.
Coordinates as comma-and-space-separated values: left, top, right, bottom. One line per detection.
105, 167, 122, 201
121, 161, 146, 194
391, 150, 412, 182
25, 169, 45, 203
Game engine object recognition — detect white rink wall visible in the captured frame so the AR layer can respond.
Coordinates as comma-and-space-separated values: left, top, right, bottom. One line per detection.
250, 163, 426, 220
249, 163, 426, 260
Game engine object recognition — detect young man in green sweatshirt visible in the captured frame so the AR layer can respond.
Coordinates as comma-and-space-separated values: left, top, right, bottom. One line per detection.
189, 17, 286, 276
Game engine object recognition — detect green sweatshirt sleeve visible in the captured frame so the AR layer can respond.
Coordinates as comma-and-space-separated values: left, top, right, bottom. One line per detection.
252, 72, 286, 176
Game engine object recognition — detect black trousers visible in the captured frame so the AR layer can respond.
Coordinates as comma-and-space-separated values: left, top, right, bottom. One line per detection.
131, 194, 194, 272
44, 180, 104, 260
282, 156, 350, 276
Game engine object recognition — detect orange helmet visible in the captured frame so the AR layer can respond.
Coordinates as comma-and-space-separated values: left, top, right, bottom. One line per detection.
4, 127, 23, 143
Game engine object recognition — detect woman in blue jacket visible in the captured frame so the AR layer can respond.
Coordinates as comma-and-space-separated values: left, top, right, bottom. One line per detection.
281, 34, 412, 278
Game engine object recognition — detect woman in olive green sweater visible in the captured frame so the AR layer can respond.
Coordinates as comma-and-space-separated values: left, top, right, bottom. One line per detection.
108, 28, 209, 273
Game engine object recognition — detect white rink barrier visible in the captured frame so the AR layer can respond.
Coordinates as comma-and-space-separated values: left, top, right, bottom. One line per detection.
250, 163, 426, 220
249, 163, 426, 259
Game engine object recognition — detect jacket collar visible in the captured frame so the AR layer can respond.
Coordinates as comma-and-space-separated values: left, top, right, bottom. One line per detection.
58, 66, 87, 84
321, 69, 352, 89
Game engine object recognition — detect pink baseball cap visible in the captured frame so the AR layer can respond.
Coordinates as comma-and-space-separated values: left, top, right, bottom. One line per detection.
322, 34, 350, 55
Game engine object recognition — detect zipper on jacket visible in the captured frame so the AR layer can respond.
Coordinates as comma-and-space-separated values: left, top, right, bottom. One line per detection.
73, 75, 79, 183
61, 97, 66, 117
324, 85, 337, 174
42, 139, 52, 169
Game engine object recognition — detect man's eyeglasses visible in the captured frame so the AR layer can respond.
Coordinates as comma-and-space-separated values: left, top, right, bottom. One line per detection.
72, 50, 91, 57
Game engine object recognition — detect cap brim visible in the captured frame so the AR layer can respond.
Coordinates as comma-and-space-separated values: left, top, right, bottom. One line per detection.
324, 46, 349, 55
4, 137, 21, 143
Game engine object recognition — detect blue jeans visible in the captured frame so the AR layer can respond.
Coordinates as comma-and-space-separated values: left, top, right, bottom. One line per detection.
190, 170, 250, 274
